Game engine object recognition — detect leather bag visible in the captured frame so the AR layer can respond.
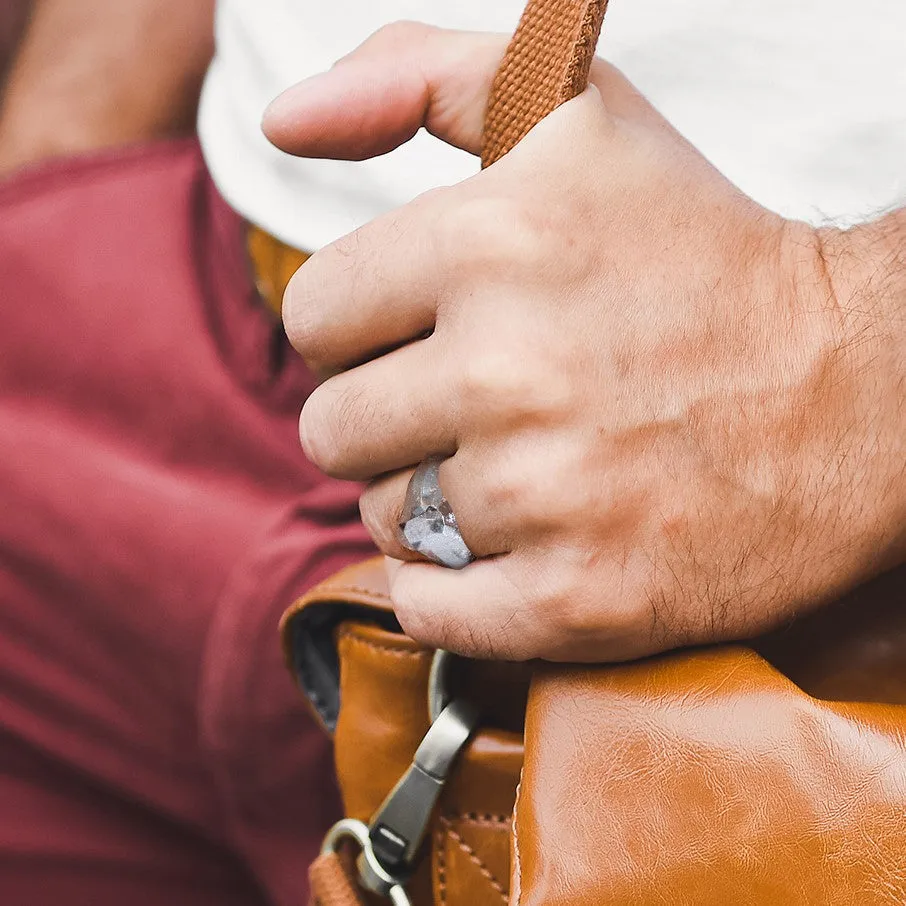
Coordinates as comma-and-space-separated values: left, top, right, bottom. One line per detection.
280, 2, 906, 903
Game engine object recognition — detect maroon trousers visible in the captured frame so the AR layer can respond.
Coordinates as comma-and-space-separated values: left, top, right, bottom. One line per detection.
0, 140, 374, 905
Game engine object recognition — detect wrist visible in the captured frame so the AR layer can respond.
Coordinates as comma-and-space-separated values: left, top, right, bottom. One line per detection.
812, 213, 906, 572
816, 212, 906, 363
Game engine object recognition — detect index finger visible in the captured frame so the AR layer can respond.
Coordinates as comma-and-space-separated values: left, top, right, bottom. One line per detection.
282, 186, 451, 374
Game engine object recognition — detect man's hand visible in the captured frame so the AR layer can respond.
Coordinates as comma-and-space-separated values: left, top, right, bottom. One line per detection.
264, 23, 906, 661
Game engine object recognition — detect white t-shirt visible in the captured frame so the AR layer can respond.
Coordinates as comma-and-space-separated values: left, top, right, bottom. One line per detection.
198, 0, 906, 251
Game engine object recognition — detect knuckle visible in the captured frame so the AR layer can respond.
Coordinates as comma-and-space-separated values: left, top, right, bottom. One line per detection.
439, 194, 546, 275
412, 184, 452, 211
300, 381, 387, 477
494, 434, 603, 528
282, 263, 331, 370
458, 350, 501, 400
480, 459, 536, 516
533, 558, 609, 640
481, 471, 523, 514
298, 397, 334, 473
389, 581, 431, 643
365, 20, 435, 52
544, 585, 625, 657
542, 580, 588, 638
298, 388, 349, 475
458, 348, 534, 413
358, 485, 401, 554
327, 228, 364, 262
457, 351, 569, 433
436, 196, 505, 267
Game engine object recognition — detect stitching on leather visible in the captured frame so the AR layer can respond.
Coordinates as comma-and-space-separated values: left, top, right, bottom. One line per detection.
315, 583, 392, 601
338, 628, 431, 659
435, 825, 446, 904
451, 812, 511, 827
440, 816, 509, 903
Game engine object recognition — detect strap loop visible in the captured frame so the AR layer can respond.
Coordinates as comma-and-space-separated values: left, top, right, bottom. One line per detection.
320, 819, 412, 906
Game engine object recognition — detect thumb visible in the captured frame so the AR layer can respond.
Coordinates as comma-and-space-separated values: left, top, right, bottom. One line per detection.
261, 22, 506, 160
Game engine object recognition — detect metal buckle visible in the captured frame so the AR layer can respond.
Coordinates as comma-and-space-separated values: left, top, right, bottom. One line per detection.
320, 650, 477, 903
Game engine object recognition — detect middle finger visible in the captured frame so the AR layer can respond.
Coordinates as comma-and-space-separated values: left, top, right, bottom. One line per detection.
300, 335, 458, 480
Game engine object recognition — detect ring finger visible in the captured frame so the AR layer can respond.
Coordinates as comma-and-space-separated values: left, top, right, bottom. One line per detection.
359, 450, 518, 563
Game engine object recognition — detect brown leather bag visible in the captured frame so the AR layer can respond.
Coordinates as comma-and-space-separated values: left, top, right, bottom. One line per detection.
280, 2, 906, 903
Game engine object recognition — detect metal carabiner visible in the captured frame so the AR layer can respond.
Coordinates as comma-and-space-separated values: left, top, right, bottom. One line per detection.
367, 695, 479, 878
319, 650, 478, 903
428, 648, 454, 723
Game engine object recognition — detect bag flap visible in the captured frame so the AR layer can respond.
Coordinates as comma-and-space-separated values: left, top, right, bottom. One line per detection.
515, 646, 906, 905
280, 557, 401, 731
514, 566, 906, 905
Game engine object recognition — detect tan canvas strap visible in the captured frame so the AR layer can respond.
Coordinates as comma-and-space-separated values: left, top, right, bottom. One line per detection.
309, 851, 366, 906
481, 0, 609, 168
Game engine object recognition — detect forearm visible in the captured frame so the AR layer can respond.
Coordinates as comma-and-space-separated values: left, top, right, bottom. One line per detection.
0, 0, 214, 175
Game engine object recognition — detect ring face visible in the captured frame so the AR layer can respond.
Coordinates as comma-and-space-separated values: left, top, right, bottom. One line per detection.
398, 458, 474, 570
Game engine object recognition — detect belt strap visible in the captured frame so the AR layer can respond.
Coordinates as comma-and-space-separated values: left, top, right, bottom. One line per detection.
247, 225, 310, 318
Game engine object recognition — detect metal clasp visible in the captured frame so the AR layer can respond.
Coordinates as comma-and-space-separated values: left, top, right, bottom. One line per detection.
367, 697, 478, 878
321, 818, 413, 906
320, 650, 477, 904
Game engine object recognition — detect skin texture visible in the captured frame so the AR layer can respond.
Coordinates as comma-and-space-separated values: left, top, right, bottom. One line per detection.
0, 0, 214, 176
265, 23, 906, 662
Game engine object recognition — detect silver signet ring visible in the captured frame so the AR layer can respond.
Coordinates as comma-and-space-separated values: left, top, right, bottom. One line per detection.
397, 458, 474, 570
